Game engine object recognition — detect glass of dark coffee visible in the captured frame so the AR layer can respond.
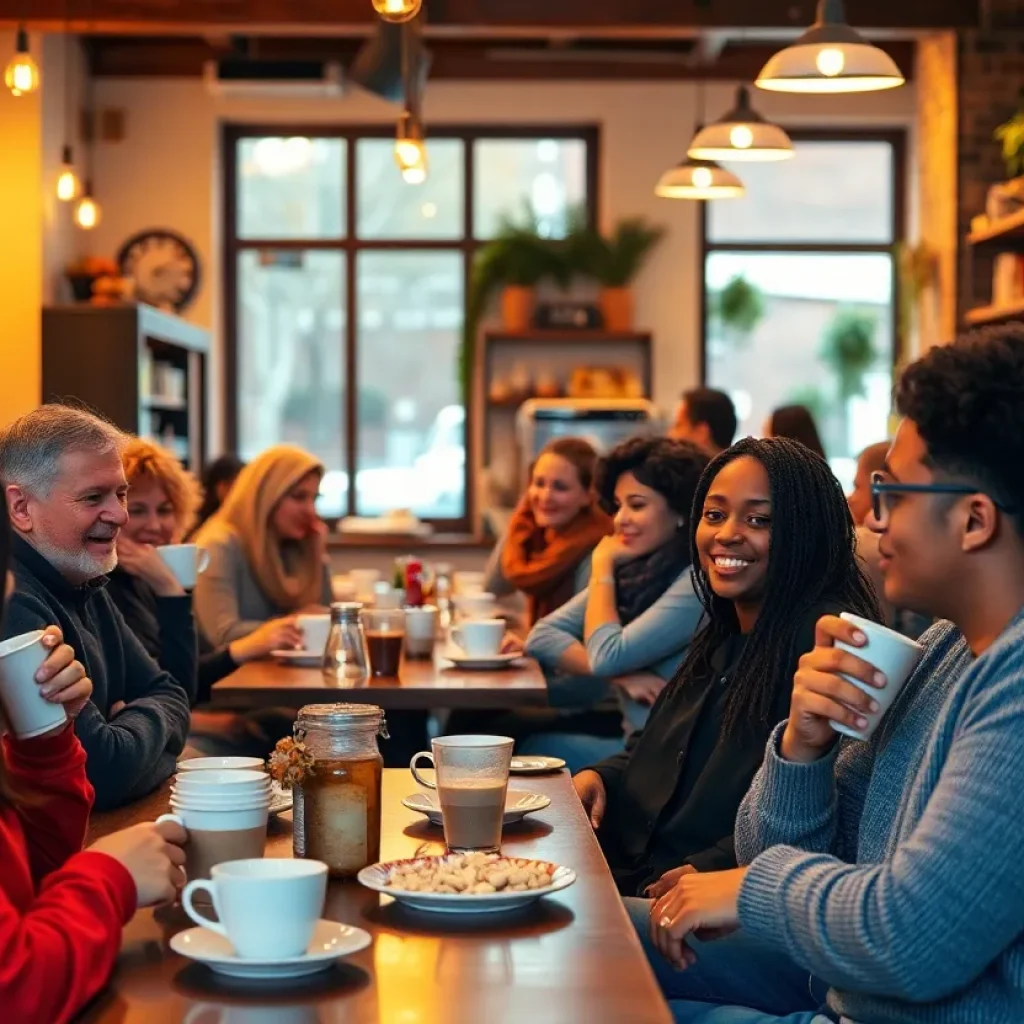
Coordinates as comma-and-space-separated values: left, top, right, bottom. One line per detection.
361, 608, 405, 677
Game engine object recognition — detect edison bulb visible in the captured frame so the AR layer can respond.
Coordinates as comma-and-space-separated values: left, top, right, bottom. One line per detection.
395, 137, 425, 169
815, 47, 846, 78
402, 165, 427, 185
372, 0, 422, 23
74, 196, 101, 230
692, 167, 713, 189
57, 166, 80, 202
729, 125, 755, 150
4, 53, 39, 97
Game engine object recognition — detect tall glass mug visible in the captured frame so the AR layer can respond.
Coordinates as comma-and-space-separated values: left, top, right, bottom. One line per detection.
410, 735, 513, 852
361, 608, 405, 677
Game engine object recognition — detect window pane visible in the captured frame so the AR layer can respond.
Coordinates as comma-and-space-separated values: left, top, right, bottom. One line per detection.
236, 250, 348, 517
356, 139, 464, 239
474, 138, 587, 239
705, 251, 893, 484
356, 251, 465, 518
708, 141, 894, 244
237, 137, 345, 239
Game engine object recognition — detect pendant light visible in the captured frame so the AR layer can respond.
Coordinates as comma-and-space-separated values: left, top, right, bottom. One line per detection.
395, 20, 428, 184
56, 23, 81, 201
756, 0, 904, 94
655, 78, 745, 201
74, 65, 101, 230
688, 86, 793, 162
395, 109, 427, 176
74, 186, 101, 229
4, 26, 39, 97
372, 0, 422, 23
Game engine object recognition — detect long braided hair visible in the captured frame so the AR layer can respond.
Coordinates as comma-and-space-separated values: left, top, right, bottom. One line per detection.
679, 437, 881, 734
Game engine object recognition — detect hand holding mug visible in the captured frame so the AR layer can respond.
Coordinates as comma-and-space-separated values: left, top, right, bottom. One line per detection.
88, 818, 188, 906
116, 537, 186, 597
35, 626, 92, 721
229, 615, 304, 663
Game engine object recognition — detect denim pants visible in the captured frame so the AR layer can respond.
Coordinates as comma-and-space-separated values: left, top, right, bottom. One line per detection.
624, 898, 836, 1024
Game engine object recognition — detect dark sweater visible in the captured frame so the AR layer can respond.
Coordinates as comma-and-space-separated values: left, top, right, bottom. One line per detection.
105, 569, 236, 705
591, 601, 837, 896
6, 535, 192, 810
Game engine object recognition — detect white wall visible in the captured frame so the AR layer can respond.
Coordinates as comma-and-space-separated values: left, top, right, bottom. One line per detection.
88, 76, 917, 451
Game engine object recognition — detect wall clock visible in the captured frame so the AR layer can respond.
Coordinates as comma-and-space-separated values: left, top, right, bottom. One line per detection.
117, 229, 200, 313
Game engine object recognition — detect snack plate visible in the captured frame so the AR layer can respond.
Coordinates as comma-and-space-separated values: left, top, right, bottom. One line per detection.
357, 853, 576, 914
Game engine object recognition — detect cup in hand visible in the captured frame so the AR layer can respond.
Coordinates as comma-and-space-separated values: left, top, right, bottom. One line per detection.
404, 605, 438, 660
297, 614, 331, 655
829, 612, 925, 741
410, 735, 513, 852
450, 619, 504, 659
0, 630, 66, 739
182, 859, 328, 959
156, 544, 209, 589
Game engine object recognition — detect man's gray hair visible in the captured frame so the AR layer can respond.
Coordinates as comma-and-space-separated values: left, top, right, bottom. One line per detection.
0, 404, 127, 497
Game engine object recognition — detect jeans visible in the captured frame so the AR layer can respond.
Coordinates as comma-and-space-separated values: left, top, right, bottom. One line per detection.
516, 732, 625, 774
624, 898, 835, 1024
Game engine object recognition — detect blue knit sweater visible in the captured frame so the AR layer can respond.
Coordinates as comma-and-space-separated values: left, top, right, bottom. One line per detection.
735, 609, 1024, 1023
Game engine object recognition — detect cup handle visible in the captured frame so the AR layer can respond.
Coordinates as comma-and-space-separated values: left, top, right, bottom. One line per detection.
196, 549, 210, 574
409, 751, 437, 790
182, 879, 227, 937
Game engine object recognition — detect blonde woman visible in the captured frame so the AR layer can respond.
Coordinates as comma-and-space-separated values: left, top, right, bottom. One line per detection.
110, 440, 303, 707
192, 445, 332, 649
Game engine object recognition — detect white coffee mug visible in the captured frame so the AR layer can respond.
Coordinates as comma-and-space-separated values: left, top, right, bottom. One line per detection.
296, 614, 331, 655
177, 756, 265, 772
156, 544, 210, 589
829, 612, 925, 741
0, 630, 67, 739
182, 858, 328, 959
164, 803, 269, 829
450, 619, 504, 658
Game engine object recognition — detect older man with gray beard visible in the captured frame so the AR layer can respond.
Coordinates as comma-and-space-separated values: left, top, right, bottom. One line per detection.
0, 405, 192, 810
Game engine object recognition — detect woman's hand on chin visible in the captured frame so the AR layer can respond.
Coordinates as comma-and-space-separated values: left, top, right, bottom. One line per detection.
591, 535, 631, 573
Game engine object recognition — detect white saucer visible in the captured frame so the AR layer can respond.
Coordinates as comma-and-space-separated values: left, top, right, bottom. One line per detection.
510, 756, 567, 775
269, 780, 293, 815
271, 649, 322, 667
402, 789, 550, 826
441, 649, 523, 670
169, 919, 370, 979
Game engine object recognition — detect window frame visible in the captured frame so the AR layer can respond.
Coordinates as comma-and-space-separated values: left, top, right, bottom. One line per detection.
222, 122, 600, 530
699, 128, 907, 386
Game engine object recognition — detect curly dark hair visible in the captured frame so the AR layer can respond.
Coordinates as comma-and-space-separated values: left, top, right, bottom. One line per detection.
597, 436, 710, 524
895, 325, 1024, 538
678, 436, 880, 734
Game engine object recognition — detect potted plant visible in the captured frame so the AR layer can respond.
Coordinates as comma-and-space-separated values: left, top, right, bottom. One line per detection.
994, 90, 1024, 182
569, 217, 665, 331
708, 274, 765, 348
820, 306, 879, 452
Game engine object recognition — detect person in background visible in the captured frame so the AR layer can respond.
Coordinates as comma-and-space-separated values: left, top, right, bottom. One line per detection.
0, 505, 189, 1024
574, 437, 879, 898
110, 440, 303, 755
193, 445, 331, 649
0, 406, 192, 810
484, 437, 612, 629
522, 438, 709, 770
642, 326, 1024, 1024
669, 387, 738, 456
186, 454, 245, 540
764, 404, 826, 460
847, 441, 889, 527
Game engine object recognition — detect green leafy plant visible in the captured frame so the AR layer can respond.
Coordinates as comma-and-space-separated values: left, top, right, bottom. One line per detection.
995, 90, 1024, 179
567, 217, 665, 287
707, 274, 765, 348
821, 307, 879, 400
893, 241, 939, 367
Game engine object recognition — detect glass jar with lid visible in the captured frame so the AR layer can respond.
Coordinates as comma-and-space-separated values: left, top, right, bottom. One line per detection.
292, 703, 387, 877
322, 602, 370, 687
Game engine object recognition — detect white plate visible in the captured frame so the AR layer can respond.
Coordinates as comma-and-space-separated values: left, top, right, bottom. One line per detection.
269, 780, 293, 815
510, 756, 567, 775
401, 789, 550, 826
169, 919, 371, 979
441, 649, 523, 671
271, 649, 322, 667
358, 854, 576, 915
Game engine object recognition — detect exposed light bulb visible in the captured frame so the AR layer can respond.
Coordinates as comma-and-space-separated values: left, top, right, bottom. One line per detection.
692, 167, 713, 189
395, 137, 425, 169
728, 125, 755, 150
56, 146, 80, 202
74, 194, 101, 230
402, 163, 427, 185
372, 0, 422, 23
815, 47, 846, 77
5, 29, 39, 97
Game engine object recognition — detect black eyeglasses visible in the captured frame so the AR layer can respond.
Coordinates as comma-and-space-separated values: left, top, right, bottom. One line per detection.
870, 471, 1016, 522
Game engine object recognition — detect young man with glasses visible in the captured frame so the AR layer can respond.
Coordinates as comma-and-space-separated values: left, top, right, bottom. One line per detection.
632, 326, 1024, 1023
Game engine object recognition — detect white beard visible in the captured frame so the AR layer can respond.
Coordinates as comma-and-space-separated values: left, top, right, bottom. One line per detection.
28, 534, 117, 584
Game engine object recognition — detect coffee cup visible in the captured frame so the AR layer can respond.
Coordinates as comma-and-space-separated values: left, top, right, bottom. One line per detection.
450, 619, 504, 659
829, 612, 925, 741
404, 605, 438, 660
156, 544, 209, 590
297, 614, 331, 655
177, 756, 265, 773
0, 630, 67, 739
182, 858, 328, 959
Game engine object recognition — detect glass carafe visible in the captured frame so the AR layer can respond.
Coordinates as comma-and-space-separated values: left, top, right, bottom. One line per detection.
322, 602, 369, 687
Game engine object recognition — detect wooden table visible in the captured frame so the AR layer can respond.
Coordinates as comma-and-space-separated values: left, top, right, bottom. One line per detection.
210, 654, 549, 711
82, 770, 671, 1024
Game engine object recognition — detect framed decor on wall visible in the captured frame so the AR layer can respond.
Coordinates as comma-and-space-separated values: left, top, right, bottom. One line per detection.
117, 228, 201, 313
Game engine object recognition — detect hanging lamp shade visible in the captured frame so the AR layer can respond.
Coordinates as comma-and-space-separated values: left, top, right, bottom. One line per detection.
689, 87, 793, 162
755, 0, 904, 94
655, 157, 745, 200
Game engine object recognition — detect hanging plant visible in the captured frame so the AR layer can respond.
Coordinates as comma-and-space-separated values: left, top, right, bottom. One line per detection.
820, 307, 879, 400
708, 274, 765, 347
994, 89, 1024, 180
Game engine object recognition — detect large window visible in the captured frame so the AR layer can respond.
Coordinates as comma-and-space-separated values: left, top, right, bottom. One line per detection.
702, 132, 904, 489
225, 126, 596, 525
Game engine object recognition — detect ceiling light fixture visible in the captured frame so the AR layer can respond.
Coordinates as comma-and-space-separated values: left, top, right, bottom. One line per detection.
4, 26, 39, 97
655, 158, 745, 200
688, 86, 793, 162
372, 0, 422, 24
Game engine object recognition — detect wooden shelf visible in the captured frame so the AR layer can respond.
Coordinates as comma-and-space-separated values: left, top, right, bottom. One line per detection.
965, 301, 1024, 326
968, 208, 1024, 247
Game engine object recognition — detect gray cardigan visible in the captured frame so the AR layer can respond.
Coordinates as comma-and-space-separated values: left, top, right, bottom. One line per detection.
193, 521, 332, 647
735, 611, 1024, 1023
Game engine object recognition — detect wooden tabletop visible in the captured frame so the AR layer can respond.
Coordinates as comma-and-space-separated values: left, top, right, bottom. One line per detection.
210, 653, 549, 711
82, 770, 671, 1024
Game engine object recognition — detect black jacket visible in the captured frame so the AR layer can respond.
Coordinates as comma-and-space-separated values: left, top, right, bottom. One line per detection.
591, 601, 838, 896
6, 535, 192, 810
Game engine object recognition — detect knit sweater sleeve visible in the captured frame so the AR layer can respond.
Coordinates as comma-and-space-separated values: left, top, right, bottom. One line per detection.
737, 632, 1024, 1002
152, 595, 199, 706
193, 531, 264, 646
524, 590, 587, 668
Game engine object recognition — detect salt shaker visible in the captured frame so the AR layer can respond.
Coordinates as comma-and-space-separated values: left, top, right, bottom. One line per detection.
322, 602, 369, 686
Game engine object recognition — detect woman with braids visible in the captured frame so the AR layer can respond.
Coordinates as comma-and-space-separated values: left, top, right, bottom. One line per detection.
573, 437, 880, 897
